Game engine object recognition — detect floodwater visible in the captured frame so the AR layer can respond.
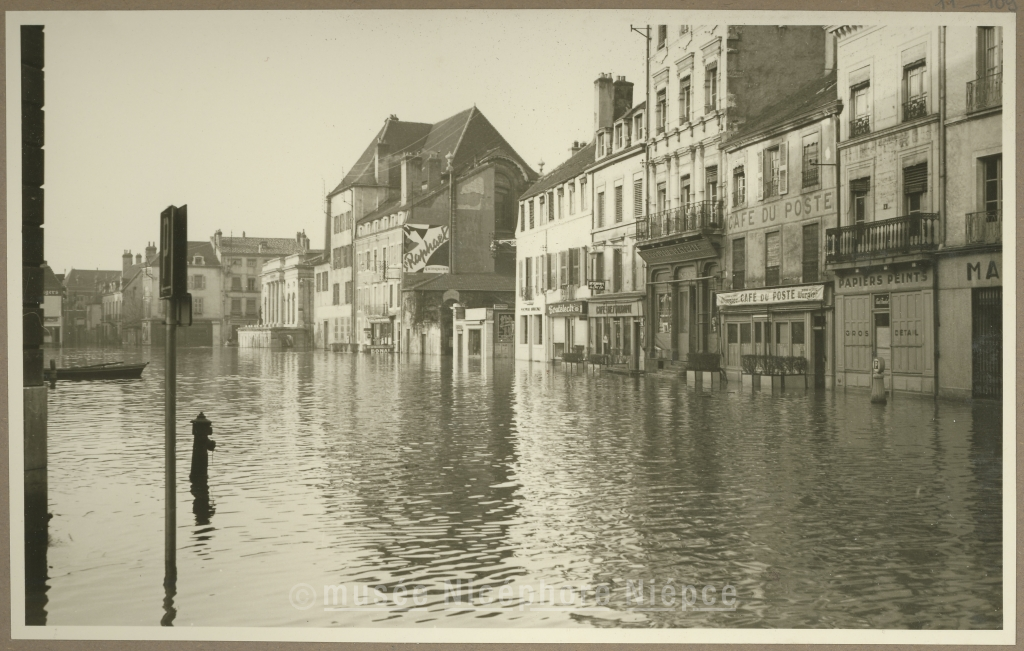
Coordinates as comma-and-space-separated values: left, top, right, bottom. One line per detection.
36, 346, 1002, 629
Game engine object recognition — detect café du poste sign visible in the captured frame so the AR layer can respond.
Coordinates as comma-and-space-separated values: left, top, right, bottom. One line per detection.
716, 283, 825, 308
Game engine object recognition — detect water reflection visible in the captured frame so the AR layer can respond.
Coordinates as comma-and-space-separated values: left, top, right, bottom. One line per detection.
41, 346, 1002, 629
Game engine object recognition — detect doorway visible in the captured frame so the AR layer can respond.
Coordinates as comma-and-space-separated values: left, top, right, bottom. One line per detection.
813, 315, 826, 388
972, 287, 1001, 399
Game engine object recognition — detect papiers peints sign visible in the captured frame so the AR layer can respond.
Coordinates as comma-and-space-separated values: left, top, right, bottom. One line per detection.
403, 225, 450, 273
716, 284, 825, 308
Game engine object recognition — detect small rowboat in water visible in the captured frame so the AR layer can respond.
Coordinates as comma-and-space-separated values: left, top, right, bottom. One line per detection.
45, 360, 149, 381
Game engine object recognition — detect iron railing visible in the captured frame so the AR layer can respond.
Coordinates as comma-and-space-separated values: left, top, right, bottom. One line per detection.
902, 94, 928, 121
635, 200, 724, 242
967, 73, 1002, 113
731, 188, 745, 207
825, 213, 939, 264
850, 115, 871, 138
802, 167, 819, 188
965, 209, 1001, 245
561, 284, 577, 302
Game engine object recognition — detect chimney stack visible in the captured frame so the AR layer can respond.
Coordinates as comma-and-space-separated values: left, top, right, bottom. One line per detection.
135, 253, 142, 265
122, 250, 132, 277
423, 153, 442, 190
570, 141, 586, 156
825, 29, 837, 72
214, 229, 223, 250
594, 73, 615, 133
612, 76, 634, 122
401, 154, 422, 206
145, 242, 157, 262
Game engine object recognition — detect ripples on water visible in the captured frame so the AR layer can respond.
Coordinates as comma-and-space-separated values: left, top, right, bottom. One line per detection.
41, 346, 1002, 628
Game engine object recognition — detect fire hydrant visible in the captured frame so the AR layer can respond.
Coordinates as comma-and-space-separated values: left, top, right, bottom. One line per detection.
189, 412, 216, 482
870, 357, 887, 404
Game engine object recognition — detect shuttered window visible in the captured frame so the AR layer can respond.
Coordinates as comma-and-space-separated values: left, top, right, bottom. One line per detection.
614, 185, 623, 223
802, 223, 819, 283
903, 163, 928, 194
559, 251, 567, 287
850, 177, 871, 193
633, 179, 643, 218
765, 231, 781, 287
732, 237, 746, 289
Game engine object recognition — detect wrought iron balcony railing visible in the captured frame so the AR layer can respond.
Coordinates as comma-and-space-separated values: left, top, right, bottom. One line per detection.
967, 73, 1002, 113
801, 167, 819, 188
903, 95, 928, 121
965, 209, 1001, 245
825, 213, 939, 264
850, 115, 871, 138
561, 284, 577, 302
636, 200, 724, 242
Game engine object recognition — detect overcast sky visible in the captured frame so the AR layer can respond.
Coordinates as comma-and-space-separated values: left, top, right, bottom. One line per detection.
11, 11, 651, 274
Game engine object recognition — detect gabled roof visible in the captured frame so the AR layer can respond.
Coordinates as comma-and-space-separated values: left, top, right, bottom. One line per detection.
187, 241, 219, 266
727, 71, 839, 148
215, 236, 306, 256
42, 265, 64, 294
64, 269, 122, 292
331, 119, 433, 195
403, 272, 515, 293
521, 141, 596, 200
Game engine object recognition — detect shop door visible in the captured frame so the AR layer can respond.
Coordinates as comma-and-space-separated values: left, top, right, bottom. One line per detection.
753, 318, 768, 355
775, 322, 790, 357
813, 315, 826, 388
726, 323, 739, 367
874, 312, 891, 371
972, 287, 1001, 399
468, 329, 482, 356
655, 291, 673, 359
676, 287, 692, 359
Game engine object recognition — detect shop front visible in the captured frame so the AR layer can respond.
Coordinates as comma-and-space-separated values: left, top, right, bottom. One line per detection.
834, 265, 935, 394
547, 300, 588, 361
368, 315, 396, 351
717, 284, 831, 388
587, 292, 645, 370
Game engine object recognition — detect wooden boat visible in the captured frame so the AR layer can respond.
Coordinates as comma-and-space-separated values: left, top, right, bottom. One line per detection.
45, 360, 148, 381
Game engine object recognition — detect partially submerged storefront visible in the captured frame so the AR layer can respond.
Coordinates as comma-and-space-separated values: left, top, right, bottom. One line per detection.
587, 292, 645, 369
546, 300, 588, 360
453, 305, 516, 360
717, 283, 831, 388
833, 265, 936, 394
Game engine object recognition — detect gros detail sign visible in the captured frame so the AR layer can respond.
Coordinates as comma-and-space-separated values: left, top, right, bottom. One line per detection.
716, 284, 825, 308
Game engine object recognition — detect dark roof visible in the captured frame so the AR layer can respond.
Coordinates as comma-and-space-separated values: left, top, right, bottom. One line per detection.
521, 141, 596, 199
403, 273, 515, 293
215, 236, 306, 256
64, 269, 122, 291
331, 119, 433, 194
187, 241, 219, 266
42, 265, 64, 293
621, 100, 646, 121
728, 71, 839, 147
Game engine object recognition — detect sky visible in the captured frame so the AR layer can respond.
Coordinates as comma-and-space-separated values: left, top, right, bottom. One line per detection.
11, 11, 648, 274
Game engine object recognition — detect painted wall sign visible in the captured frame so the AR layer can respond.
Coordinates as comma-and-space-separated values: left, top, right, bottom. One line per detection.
966, 260, 1000, 281
716, 284, 825, 307
637, 238, 717, 263
547, 301, 588, 316
727, 190, 835, 233
937, 253, 1001, 290
519, 305, 543, 313
403, 224, 450, 273
836, 269, 930, 292
497, 313, 515, 343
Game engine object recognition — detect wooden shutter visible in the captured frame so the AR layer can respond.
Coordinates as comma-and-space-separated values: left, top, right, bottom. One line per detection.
903, 163, 928, 194
581, 246, 588, 284
778, 142, 789, 194
756, 150, 764, 201
559, 251, 567, 287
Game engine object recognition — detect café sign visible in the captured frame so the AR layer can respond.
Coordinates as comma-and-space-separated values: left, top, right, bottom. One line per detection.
593, 301, 641, 316
716, 284, 825, 308
727, 189, 835, 234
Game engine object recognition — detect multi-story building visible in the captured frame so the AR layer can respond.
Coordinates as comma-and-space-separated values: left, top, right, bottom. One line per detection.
211, 230, 310, 343
41, 265, 64, 346
936, 24, 1004, 400
321, 109, 534, 355
62, 268, 121, 346
638, 24, 829, 367
316, 193, 355, 350
717, 70, 841, 388
587, 82, 647, 370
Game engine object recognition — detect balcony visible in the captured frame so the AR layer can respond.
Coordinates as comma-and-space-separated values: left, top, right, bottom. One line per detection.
635, 200, 724, 243
902, 94, 928, 121
850, 115, 871, 138
967, 73, 1001, 113
965, 209, 1001, 245
561, 285, 577, 302
825, 213, 939, 264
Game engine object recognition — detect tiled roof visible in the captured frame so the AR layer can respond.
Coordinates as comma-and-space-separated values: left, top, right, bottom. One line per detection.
330, 120, 433, 195
64, 269, 122, 291
215, 236, 306, 256
728, 71, 839, 147
42, 265, 64, 293
187, 241, 219, 266
521, 141, 596, 200
404, 273, 515, 293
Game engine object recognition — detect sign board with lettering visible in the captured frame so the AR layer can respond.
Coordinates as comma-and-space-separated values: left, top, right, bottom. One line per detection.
835, 268, 931, 293
637, 238, 717, 264
873, 293, 890, 309
547, 301, 588, 316
727, 190, 835, 234
591, 301, 643, 317
588, 281, 606, 291
716, 284, 825, 308
936, 253, 1002, 290
403, 224, 450, 273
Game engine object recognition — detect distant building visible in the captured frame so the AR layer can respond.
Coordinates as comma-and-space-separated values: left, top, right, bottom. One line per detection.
240, 249, 322, 348
41, 265, 65, 346
62, 268, 121, 346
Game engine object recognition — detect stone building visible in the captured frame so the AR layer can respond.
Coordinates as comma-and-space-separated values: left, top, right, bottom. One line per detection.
240, 249, 321, 348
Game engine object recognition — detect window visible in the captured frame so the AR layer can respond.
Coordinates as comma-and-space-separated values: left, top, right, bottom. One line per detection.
851, 82, 870, 136
193, 296, 204, 316
534, 314, 543, 344
981, 154, 1002, 215
705, 166, 719, 205
546, 253, 555, 291
521, 316, 529, 344
656, 89, 667, 134
902, 61, 927, 121
192, 256, 204, 265
802, 133, 820, 187
548, 192, 556, 222
247, 277, 256, 291
232, 259, 242, 267
656, 182, 667, 212
246, 259, 256, 268
231, 299, 242, 315
614, 185, 623, 223
759, 144, 787, 198
903, 163, 927, 213
740, 323, 751, 345
704, 62, 718, 113
580, 178, 588, 209
557, 188, 564, 219
792, 321, 805, 345
246, 298, 256, 315
679, 75, 692, 124
633, 179, 643, 218
732, 238, 746, 289
594, 251, 605, 291
538, 195, 546, 223
529, 200, 535, 229
634, 114, 644, 142
732, 166, 746, 206
612, 248, 622, 292
597, 191, 606, 227
569, 183, 576, 215
727, 323, 738, 344
850, 177, 870, 224
765, 231, 781, 287
190, 274, 206, 290
232, 277, 242, 291
979, 27, 1002, 77
332, 283, 340, 305
559, 251, 568, 287
802, 223, 819, 283
657, 25, 667, 48
680, 175, 691, 206
616, 124, 623, 149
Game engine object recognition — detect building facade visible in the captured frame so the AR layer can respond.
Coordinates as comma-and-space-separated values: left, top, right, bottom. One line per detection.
639, 24, 829, 368
42, 265, 64, 346
717, 71, 841, 388
62, 269, 122, 346
241, 249, 320, 348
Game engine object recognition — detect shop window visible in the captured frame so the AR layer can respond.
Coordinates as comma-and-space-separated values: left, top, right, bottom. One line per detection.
534, 315, 543, 344
740, 323, 751, 344
727, 323, 738, 344
792, 321, 805, 345
521, 316, 529, 344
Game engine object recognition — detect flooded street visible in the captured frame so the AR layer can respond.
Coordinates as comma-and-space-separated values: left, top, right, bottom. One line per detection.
40, 346, 1002, 629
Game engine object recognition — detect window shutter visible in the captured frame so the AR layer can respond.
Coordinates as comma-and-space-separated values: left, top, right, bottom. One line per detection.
850, 177, 871, 193
581, 246, 588, 285
559, 251, 567, 287
903, 163, 928, 194
756, 149, 764, 201
519, 260, 524, 294
778, 142, 789, 194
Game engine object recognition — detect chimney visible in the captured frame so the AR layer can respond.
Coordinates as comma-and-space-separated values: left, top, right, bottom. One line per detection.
302, 230, 309, 251
424, 153, 442, 190
145, 241, 157, 262
401, 154, 422, 205
594, 73, 615, 133
122, 250, 132, 277
825, 29, 837, 72
135, 253, 142, 265
214, 229, 222, 249
242, 230, 246, 238
570, 140, 585, 156
612, 76, 634, 122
